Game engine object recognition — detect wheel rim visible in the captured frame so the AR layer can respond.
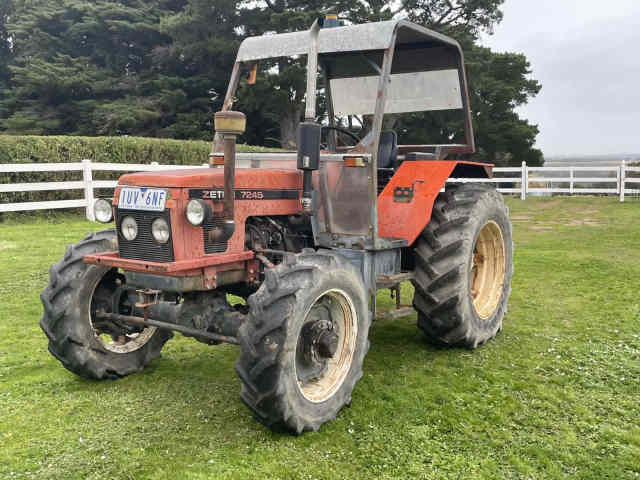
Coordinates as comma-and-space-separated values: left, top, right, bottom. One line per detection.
295, 289, 358, 403
89, 269, 157, 354
470, 220, 506, 320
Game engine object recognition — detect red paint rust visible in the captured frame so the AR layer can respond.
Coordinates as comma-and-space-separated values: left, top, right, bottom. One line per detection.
84, 250, 255, 274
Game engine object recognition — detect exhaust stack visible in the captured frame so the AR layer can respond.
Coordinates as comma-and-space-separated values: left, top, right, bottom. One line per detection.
211, 110, 246, 243
298, 18, 323, 213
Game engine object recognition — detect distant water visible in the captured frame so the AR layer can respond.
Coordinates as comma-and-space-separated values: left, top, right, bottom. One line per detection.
544, 154, 640, 167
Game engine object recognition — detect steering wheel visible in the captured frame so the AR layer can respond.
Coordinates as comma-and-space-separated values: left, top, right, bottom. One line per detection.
321, 125, 361, 148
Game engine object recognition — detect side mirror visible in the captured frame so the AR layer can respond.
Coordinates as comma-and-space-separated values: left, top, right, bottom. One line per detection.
297, 122, 321, 213
297, 122, 321, 171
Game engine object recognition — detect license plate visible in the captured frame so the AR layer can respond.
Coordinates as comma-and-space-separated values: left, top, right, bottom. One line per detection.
118, 187, 168, 211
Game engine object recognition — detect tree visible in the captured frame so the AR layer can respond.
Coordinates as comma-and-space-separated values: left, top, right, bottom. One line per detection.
0, 0, 13, 98
152, 0, 242, 140
233, 2, 329, 147
466, 45, 543, 166
1, 0, 185, 135
0, 0, 543, 165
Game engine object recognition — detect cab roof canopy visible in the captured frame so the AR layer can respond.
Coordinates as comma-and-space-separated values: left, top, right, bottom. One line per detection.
233, 19, 474, 155
235, 19, 465, 79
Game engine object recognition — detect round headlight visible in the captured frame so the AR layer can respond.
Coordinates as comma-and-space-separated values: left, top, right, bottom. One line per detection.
151, 218, 170, 244
93, 199, 113, 223
120, 216, 138, 241
186, 199, 210, 226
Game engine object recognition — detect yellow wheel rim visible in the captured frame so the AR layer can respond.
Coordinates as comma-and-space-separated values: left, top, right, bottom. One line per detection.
295, 289, 358, 404
470, 221, 506, 320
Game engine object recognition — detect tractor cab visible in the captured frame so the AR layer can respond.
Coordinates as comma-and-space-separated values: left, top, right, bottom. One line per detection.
221, 19, 481, 251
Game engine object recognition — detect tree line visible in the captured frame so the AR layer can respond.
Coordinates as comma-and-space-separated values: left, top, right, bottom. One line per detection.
0, 1, 543, 166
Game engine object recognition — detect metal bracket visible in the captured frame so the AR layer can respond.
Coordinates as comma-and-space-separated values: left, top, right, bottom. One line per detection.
375, 272, 416, 319
135, 289, 161, 309
393, 180, 424, 203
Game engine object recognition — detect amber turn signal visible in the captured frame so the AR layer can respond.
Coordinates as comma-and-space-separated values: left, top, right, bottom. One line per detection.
344, 156, 367, 167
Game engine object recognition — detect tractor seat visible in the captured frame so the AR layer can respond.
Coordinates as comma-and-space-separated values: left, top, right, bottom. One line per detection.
377, 130, 398, 169
377, 130, 397, 194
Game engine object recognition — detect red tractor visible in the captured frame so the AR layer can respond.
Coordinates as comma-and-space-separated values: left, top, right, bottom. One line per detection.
41, 18, 513, 434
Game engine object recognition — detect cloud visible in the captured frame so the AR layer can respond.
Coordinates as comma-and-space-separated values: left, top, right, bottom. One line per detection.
482, 0, 640, 155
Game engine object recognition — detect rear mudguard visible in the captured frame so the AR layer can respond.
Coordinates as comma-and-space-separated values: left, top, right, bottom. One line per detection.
378, 160, 491, 245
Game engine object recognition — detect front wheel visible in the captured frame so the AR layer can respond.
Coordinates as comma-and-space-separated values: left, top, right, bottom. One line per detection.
40, 231, 172, 379
412, 184, 514, 348
235, 250, 370, 434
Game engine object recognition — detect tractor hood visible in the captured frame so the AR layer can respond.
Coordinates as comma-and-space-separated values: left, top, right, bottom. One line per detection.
118, 168, 302, 190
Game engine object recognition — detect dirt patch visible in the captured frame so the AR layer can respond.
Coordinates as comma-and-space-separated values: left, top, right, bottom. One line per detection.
533, 199, 564, 210
567, 219, 602, 227
0, 242, 17, 250
530, 225, 553, 231
511, 215, 532, 221
539, 219, 603, 227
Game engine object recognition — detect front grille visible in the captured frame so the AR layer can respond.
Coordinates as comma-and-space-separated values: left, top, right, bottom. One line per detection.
202, 217, 229, 254
116, 209, 174, 263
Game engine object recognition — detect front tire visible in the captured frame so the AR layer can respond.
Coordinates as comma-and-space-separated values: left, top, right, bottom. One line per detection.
235, 250, 370, 434
40, 231, 172, 379
412, 184, 513, 348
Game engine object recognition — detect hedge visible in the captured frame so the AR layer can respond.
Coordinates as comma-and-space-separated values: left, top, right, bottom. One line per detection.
0, 135, 277, 209
0, 134, 278, 165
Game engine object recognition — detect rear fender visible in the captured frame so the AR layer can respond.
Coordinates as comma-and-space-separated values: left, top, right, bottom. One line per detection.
378, 160, 491, 245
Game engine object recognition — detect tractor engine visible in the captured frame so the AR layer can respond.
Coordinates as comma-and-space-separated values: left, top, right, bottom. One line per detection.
245, 216, 313, 267
168, 216, 312, 344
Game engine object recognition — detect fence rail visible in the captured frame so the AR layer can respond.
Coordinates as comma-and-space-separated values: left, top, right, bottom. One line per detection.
1, 159, 637, 220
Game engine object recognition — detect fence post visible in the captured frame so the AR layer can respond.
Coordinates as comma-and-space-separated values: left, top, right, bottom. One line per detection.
619, 159, 626, 203
569, 166, 574, 195
82, 159, 95, 221
520, 161, 527, 200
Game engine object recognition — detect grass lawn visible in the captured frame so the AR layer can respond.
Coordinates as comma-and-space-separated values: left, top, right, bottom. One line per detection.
1, 197, 639, 479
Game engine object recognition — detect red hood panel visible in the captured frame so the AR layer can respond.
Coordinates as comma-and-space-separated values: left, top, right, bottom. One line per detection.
119, 168, 302, 189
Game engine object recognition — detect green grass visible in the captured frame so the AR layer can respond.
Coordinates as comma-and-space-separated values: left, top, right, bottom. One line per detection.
1, 197, 639, 479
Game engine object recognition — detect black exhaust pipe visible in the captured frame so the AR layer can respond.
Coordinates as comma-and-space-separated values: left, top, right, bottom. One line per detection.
210, 110, 246, 243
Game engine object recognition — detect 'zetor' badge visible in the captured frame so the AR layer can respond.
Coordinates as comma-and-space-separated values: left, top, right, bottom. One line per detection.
190, 189, 299, 201
201, 190, 225, 200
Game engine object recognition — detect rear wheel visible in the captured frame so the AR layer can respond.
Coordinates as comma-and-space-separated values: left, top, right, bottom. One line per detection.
412, 184, 513, 348
235, 250, 370, 434
40, 231, 172, 379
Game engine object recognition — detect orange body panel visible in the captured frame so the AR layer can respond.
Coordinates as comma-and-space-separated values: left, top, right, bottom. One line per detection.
378, 161, 490, 245
118, 168, 302, 190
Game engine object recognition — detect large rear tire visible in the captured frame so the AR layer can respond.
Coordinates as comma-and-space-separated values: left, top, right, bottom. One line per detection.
412, 184, 513, 348
40, 231, 172, 379
235, 250, 370, 434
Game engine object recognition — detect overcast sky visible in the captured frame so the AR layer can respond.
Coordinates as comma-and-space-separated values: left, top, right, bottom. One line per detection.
481, 0, 640, 156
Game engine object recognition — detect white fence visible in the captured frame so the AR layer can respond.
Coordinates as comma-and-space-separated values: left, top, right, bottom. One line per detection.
0, 160, 208, 220
450, 160, 639, 202
1, 159, 639, 221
